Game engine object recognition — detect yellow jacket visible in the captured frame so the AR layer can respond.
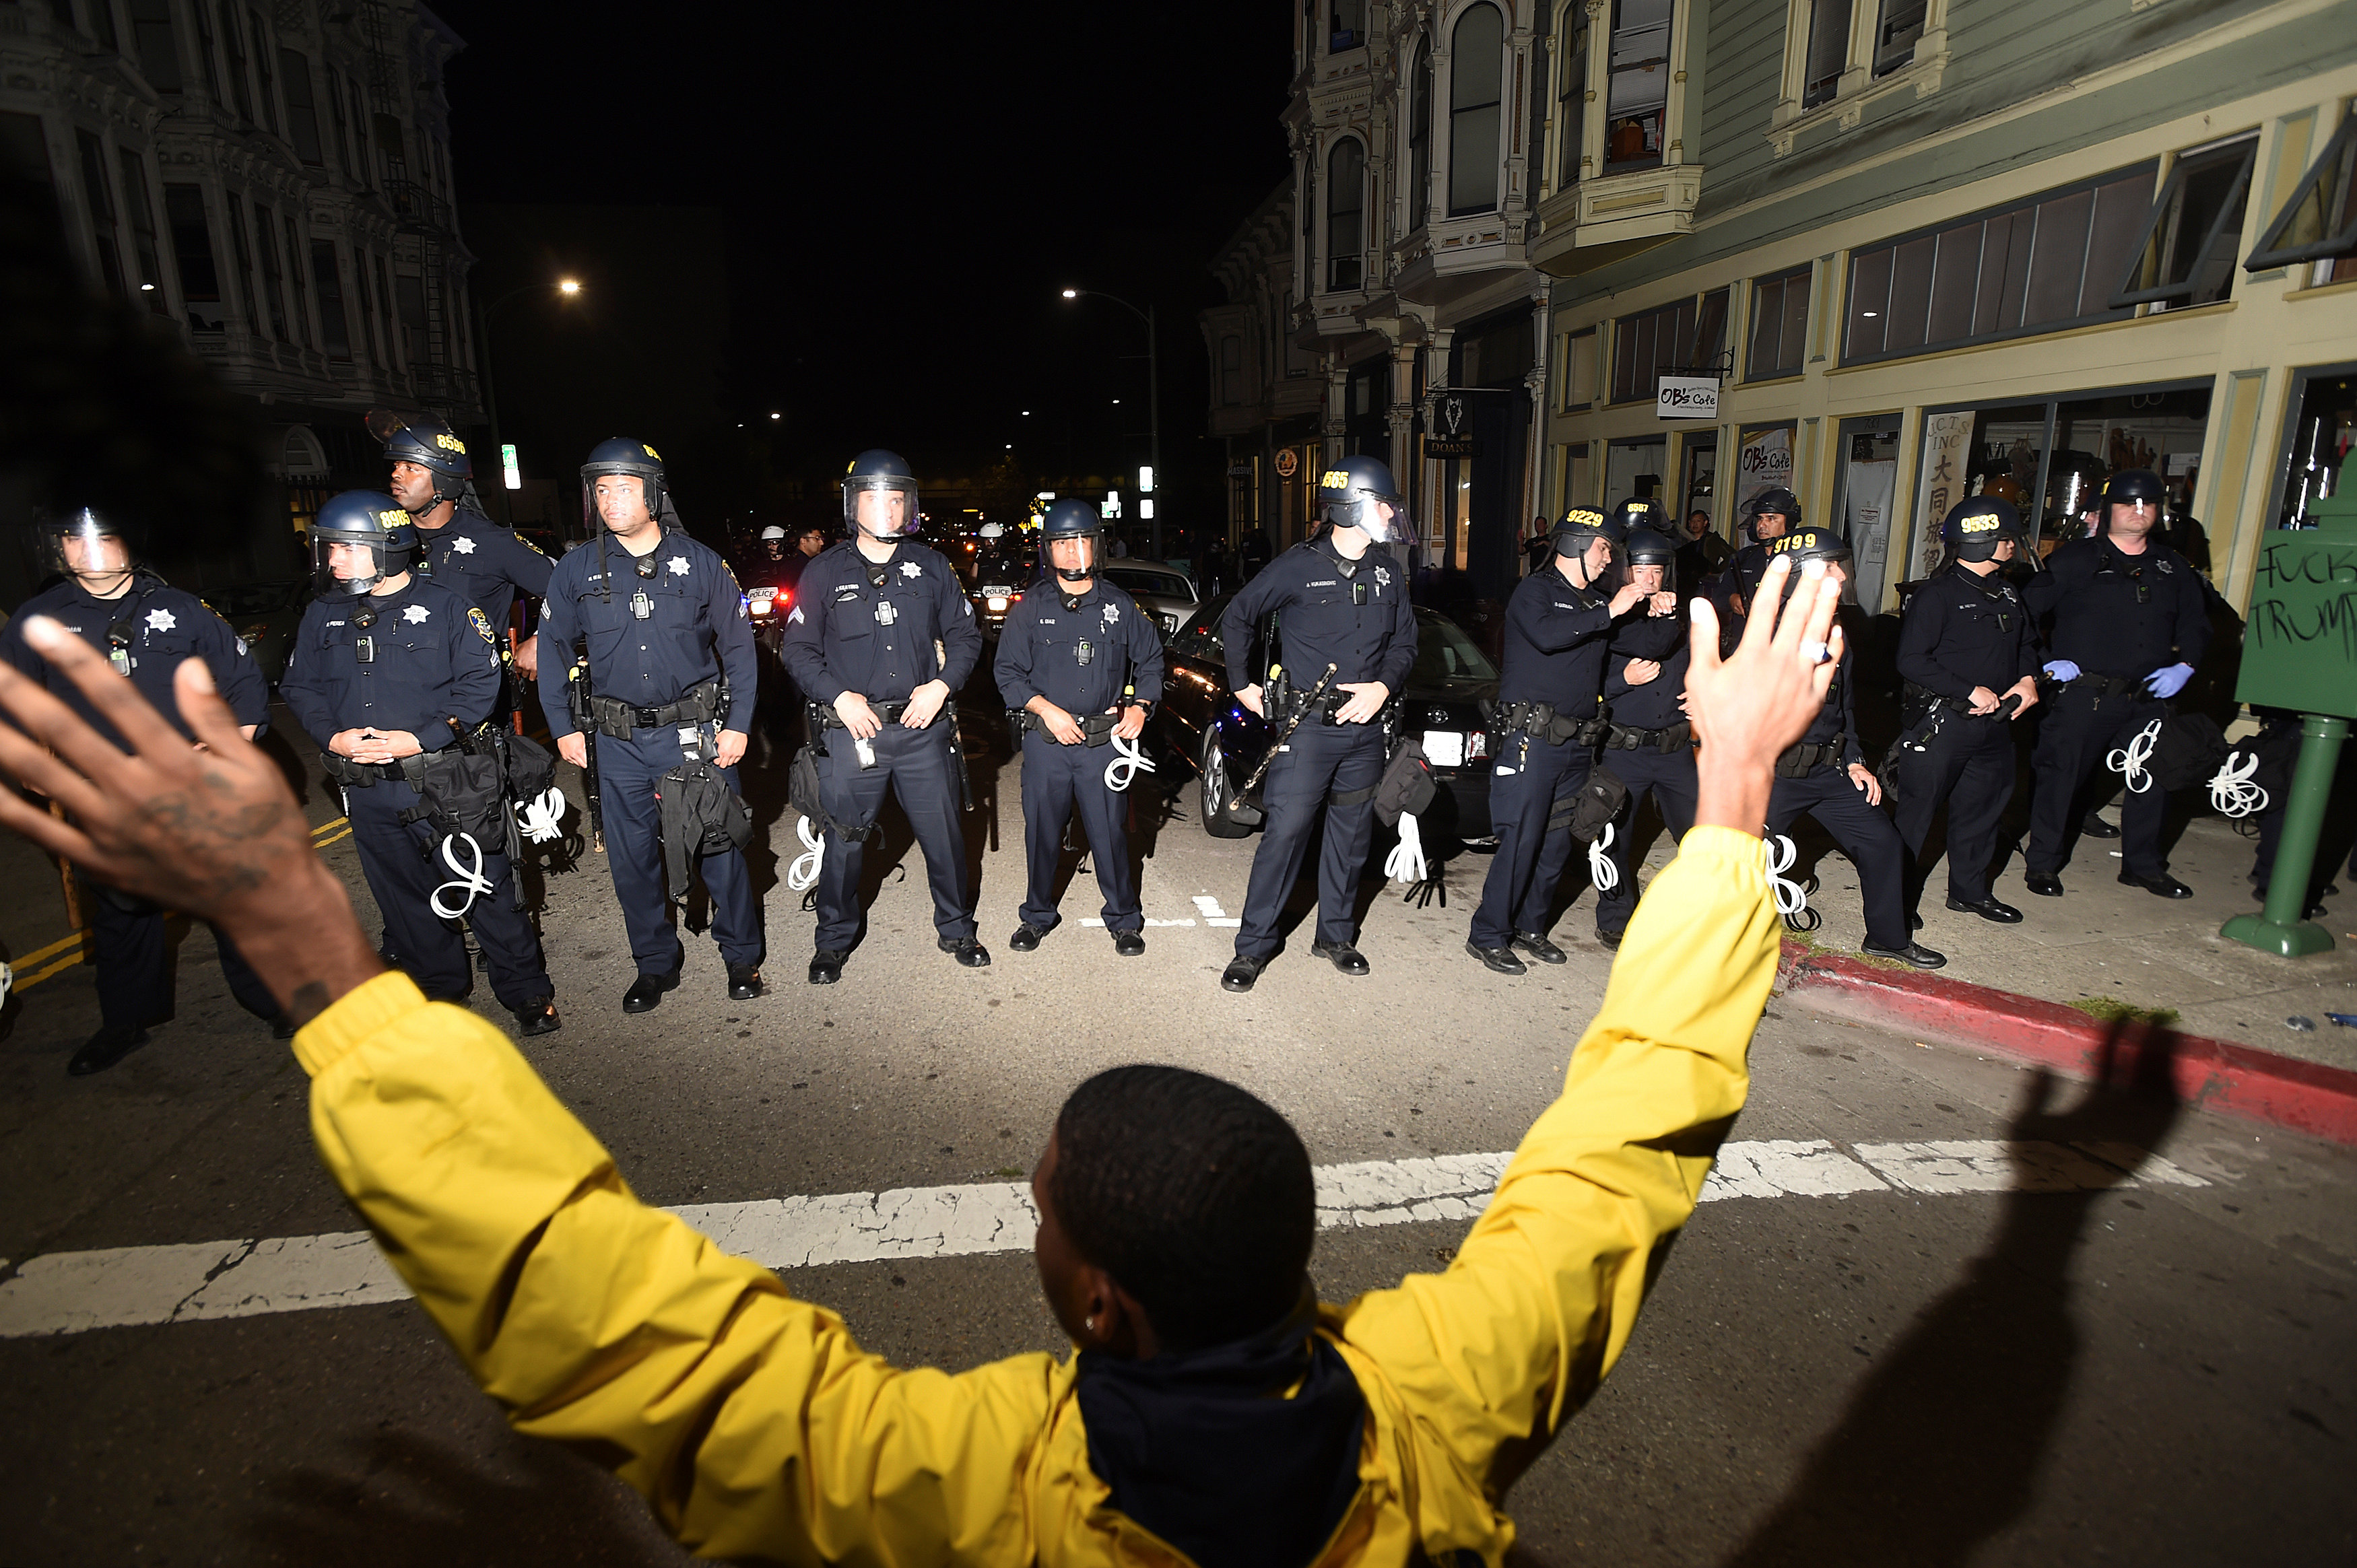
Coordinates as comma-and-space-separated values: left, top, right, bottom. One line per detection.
298, 825, 1779, 1564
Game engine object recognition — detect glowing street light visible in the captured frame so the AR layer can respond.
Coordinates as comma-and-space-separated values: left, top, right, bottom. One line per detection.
558, 278, 582, 296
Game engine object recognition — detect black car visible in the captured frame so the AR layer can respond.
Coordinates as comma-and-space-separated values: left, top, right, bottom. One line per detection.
1152, 594, 1500, 842
208, 577, 310, 684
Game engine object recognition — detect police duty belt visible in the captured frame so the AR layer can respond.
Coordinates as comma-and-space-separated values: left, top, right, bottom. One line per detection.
1604, 719, 1693, 754
1774, 735, 1849, 778
1498, 700, 1607, 747
583, 679, 727, 738
1011, 709, 1124, 747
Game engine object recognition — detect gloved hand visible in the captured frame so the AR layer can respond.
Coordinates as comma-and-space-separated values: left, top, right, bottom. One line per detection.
2043, 660, 2082, 683
2145, 662, 2195, 700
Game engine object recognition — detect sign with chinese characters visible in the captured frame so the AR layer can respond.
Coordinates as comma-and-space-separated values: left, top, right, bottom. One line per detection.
1911, 411, 1977, 580
1656, 376, 1720, 421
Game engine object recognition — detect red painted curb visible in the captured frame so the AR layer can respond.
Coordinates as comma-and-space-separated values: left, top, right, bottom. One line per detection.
1777, 941, 2357, 1147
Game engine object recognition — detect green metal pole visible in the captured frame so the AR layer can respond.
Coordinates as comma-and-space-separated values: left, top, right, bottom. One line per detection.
2221, 714, 2348, 957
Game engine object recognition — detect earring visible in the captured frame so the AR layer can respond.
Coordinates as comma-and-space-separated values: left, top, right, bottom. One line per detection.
1084, 1316, 1096, 1334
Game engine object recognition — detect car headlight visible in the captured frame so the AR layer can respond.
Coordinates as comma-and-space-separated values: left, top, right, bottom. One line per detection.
987, 596, 1008, 612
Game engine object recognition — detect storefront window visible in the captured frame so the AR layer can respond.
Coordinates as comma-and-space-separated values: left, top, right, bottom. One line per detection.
1680, 434, 1716, 530
2276, 365, 2356, 528
1831, 415, 1901, 613
1605, 436, 1666, 510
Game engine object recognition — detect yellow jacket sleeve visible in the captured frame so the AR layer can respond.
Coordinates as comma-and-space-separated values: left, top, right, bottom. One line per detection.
1334, 825, 1778, 1507
296, 972, 1053, 1565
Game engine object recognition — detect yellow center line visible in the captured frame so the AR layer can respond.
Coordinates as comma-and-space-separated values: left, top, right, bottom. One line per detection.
9, 929, 87, 967
312, 825, 354, 850
13, 949, 86, 990
310, 816, 349, 840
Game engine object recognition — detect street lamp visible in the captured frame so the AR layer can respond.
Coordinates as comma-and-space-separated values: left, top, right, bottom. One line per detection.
476, 277, 584, 524
1060, 285, 1162, 560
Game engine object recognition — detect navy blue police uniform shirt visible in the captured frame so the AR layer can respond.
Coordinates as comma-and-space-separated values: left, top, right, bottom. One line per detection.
995, 580, 1166, 717
1219, 535, 1415, 696
1494, 564, 1616, 711
279, 577, 500, 747
2023, 536, 2210, 682
1602, 611, 1690, 732
535, 531, 759, 740
409, 504, 554, 637
779, 540, 982, 706
1897, 564, 2040, 703
0, 576, 269, 745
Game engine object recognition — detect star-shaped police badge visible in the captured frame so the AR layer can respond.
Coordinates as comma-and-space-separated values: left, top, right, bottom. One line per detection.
669, 555, 692, 576
402, 604, 431, 624
451, 536, 477, 555
900, 559, 923, 578
145, 608, 176, 632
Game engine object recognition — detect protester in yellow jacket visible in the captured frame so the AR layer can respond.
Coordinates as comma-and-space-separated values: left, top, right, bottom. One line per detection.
0, 557, 1849, 1566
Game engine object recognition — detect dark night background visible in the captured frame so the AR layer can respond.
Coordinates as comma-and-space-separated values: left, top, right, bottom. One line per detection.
432, 0, 1292, 539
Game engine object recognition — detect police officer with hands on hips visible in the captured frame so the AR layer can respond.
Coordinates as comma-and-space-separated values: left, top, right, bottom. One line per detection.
1465, 502, 1657, 974
375, 409, 552, 687
0, 508, 284, 1072
536, 440, 763, 1011
2020, 467, 2210, 900
1892, 498, 2041, 924
994, 500, 1165, 956
1593, 523, 1700, 950
781, 450, 987, 985
281, 493, 560, 1034
1218, 455, 1416, 992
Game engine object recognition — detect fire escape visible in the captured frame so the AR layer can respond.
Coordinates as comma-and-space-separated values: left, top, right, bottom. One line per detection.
358, 0, 467, 417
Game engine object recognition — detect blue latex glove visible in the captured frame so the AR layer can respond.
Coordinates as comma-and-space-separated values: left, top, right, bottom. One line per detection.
2146, 662, 2195, 699
2043, 660, 2081, 683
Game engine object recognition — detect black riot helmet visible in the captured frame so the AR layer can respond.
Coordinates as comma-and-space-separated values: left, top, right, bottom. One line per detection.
310, 490, 416, 598
1550, 505, 1626, 575
1609, 497, 1666, 537
368, 408, 475, 512
1764, 524, 1852, 570
1622, 526, 1679, 594
581, 438, 673, 533
38, 506, 143, 592
1038, 498, 1103, 581
843, 449, 921, 539
1315, 454, 1406, 543
1743, 487, 1801, 541
1940, 496, 2023, 564
2098, 467, 2166, 536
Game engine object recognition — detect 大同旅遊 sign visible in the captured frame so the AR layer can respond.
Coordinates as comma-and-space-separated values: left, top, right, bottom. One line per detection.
1657, 375, 1720, 421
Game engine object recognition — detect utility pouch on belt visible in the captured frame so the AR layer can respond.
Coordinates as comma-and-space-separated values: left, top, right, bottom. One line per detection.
2147, 711, 2230, 792
656, 759, 754, 902
789, 744, 877, 846
396, 749, 506, 842
1372, 737, 1437, 826
1566, 767, 1627, 842
1774, 736, 1847, 779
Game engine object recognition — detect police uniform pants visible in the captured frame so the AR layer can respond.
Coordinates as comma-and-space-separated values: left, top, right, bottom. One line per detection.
2028, 684, 2170, 881
1018, 730, 1139, 934
1236, 720, 1385, 960
1768, 765, 1911, 951
345, 778, 554, 1009
83, 880, 279, 1032
1892, 714, 2016, 904
1468, 730, 1592, 949
593, 725, 764, 976
814, 718, 974, 953
1593, 746, 1699, 940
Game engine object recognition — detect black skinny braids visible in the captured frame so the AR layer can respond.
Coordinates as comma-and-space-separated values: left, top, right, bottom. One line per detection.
1051, 1065, 1315, 1353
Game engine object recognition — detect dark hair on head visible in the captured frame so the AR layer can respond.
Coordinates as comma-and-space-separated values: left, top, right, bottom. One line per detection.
1051, 1065, 1315, 1353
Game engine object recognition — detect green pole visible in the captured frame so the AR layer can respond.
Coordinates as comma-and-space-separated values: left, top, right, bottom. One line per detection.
2221, 714, 2348, 958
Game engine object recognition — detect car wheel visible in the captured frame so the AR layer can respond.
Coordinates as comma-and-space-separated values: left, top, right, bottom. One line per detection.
1200, 730, 1254, 838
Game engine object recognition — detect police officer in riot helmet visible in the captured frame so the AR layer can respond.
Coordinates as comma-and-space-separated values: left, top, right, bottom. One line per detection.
1892, 498, 2043, 926
1217, 454, 1417, 992
781, 450, 989, 984
995, 500, 1166, 956
373, 409, 552, 686
537, 440, 765, 1009
281, 492, 561, 1033
1723, 487, 1800, 616
0, 509, 282, 1072
1591, 524, 1700, 949
2020, 467, 2210, 899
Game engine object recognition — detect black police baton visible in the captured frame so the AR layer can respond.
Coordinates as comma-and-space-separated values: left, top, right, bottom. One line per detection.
1237, 662, 1339, 799
567, 646, 603, 852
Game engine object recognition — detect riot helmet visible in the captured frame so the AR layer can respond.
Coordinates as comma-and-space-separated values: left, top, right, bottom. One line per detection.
2098, 467, 2166, 537
843, 449, 921, 539
1549, 506, 1625, 584
581, 438, 671, 535
1316, 454, 1406, 543
1038, 498, 1103, 584
1764, 524, 1852, 570
1743, 487, 1800, 541
368, 408, 476, 515
310, 491, 416, 598
1608, 497, 1665, 537
1939, 497, 2023, 564
1623, 526, 1679, 595
39, 507, 141, 595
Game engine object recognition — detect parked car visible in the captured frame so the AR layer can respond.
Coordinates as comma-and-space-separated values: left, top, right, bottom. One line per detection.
207, 578, 309, 684
1152, 594, 1499, 842
1101, 562, 1199, 637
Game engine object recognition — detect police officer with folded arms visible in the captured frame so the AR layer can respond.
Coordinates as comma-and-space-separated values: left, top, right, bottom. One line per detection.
995, 500, 1165, 957
376, 409, 552, 692
1464, 502, 1653, 974
1218, 456, 1416, 992
537, 440, 763, 1011
281, 493, 560, 1033
1593, 524, 1698, 949
1892, 498, 2041, 924
2020, 467, 2210, 900
781, 450, 987, 985
0, 508, 283, 1072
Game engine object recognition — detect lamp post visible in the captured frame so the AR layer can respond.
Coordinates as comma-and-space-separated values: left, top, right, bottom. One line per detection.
1060, 286, 1162, 561
475, 277, 583, 525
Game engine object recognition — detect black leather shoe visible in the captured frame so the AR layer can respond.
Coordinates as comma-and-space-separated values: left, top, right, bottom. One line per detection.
622, 970, 680, 1013
1909, 912, 1925, 932
513, 1000, 563, 1037
809, 950, 846, 985
940, 936, 992, 968
1008, 923, 1047, 953
1511, 930, 1568, 965
268, 1015, 297, 1041
1596, 928, 1624, 951
1112, 929, 1146, 957
68, 1025, 147, 1077
2082, 815, 2121, 839
1861, 939, 1948, 970
1310, 939, 1370, 976
1220, 954, 1265, 992
2120, 871, 2194, 899
2025, 871, 2065, 897
1948, 895, 2023, 924
727, 964, 764, 1000
1465, 941, 1527, 976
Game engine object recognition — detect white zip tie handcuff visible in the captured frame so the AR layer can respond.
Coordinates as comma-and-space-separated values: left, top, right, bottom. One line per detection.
430, 832, 494, 918
2207, 751, 2268, 817
1383, 810, 1428, 885
786, 815, 825, 892
2108, 718, 2162, 793
514, 786, 568, 844
1104, 733, 1156, 792
1766, 833, 1819, 931
1587, 821, 1620, 893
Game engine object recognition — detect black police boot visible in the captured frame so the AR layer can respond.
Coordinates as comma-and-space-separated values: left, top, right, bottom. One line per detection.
68, 1025, 148, 1077
1008, 923, 1047, 953
1511, 930, 1568, 965
2119, 871, 2194, 899
727, 964, 764, 1000
1310, 940, 1370, 976
1947, 895, 2024, 924
268, 1014, 297, 1041
1859, 939, 1948, 970
1111, 929, 1146, 957
940, 936, 992, 968
809, 950, 847, 985
1465, 942, 1527, 976
622, 969, 681, 1013
1220, 954, 1265, 992
2082, 815, 2121, 839
1595, 928, 1624, 951
2025, 871, 2065, 897
512, 999, 563, 1037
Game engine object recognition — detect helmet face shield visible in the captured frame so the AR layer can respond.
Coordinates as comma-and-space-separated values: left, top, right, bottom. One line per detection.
309, 496, 415, 597
846, 477, 921, 538
589, 473, 656, 533
43, 510, 135, 590
1622, 527, 1678, 595
1316, 457, 1406, 544
1044, 531, 1100, 579
1335, 493, 1405, 543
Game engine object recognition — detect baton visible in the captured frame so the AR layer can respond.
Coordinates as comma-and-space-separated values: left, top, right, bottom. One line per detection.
1237, 662, 1339, 798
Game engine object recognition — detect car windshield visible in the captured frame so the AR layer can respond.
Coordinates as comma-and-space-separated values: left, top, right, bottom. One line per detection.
1411, 613, 1498, 684
1105, 567, 1193, 601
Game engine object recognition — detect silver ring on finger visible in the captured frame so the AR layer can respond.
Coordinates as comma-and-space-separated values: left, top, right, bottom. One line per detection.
1801, 639, 1831, 664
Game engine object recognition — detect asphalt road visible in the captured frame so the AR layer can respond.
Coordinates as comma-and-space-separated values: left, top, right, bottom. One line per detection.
1, 695, 2351, 1567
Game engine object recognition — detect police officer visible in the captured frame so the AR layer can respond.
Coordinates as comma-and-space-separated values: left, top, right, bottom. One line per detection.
2021, 467, 2211, 899
1593, 524, 1698, 949
781, 450, 987, 984
994, 500, 1165, 955
1892, 498, 2043, 924
1723, 487, 1800, 616
537, 440, 764, 1009
0, 508, 283, 1072
1760, 528, 1946, 969
281, 493, 560, 1033
1463, 503, 1650, 974
375, 409, 552, 691
1218, 455, 1416, 992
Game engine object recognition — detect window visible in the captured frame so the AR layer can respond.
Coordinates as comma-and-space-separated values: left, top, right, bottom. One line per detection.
372, 252, 396, 365
396, 270, 427, 366
1803, 0, 1851, 109
1220, 335, 1242, 405
220, 3, 253, 123
1873, 0, 1925, 77
327, 64, 352, 175
311, 240, 350, 360
1609, 294, 1721, 403
1448, 4, 1502, 216
128, 0, 180, 91
1408, 40, 1433, 228
1748, 266, 1812, 379
1560, 327, 1597, 409
253, 199, 287, 339
189, 0, 219, 102
88, 0, 119, 50
75, 131, 125, 300
248, 12, 278, 135
1327, 137, 1366, 290
1556, 3, 1588, 187
117, 147, 166, 313
2246, 108, 2357, 276
225, 192, 257, 332
1844, 164, 2153, 364
1605, 0, 1671, 172
281, 50, 323, 165
164, 184, 224, 333
1, 112, 56, 226
283, 213, 311, 346
2111, 133, 2256, 310
1329, 0, 1365, 51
